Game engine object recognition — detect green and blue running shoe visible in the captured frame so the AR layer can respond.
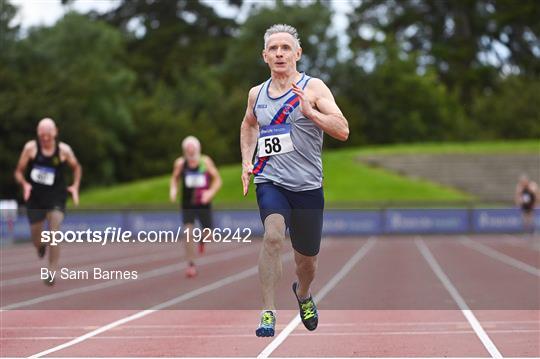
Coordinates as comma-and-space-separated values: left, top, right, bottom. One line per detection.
292, 282, 318, 331
255, 310, 276, 337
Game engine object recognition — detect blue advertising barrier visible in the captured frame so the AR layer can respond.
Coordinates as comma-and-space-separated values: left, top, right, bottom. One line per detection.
126, 212, 179, 232
2, 207, 538, 244
472, 208, 540, 233
123, 210, 265, 236
62, 212, 126, 232
12, 218, 31, 239
214, 211, 264, 236
323, 210, 382, 235
384, 209, 469, 234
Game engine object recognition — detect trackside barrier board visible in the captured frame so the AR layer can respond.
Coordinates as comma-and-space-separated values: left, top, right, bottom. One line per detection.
5, 208, 540, 242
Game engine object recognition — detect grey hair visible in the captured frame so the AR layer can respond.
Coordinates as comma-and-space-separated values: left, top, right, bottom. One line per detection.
182, 135, 201, 151
264, 24, 301, 49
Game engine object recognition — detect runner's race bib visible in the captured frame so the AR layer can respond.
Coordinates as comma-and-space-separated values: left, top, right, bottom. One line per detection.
30, 165, 55, 186
185, 173, 207, 189
522, 193, 531, 204
258, 124, 294, 157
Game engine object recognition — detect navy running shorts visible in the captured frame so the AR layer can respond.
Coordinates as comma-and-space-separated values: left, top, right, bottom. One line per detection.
26, 195, 66, 224
256, 182, 324, 256
182, 206, 213, 229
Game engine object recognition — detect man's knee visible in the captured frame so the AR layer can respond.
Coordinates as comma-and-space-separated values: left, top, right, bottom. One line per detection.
263, 214, 286, 250
46, 210, 64, 231
263, 227, 285, 252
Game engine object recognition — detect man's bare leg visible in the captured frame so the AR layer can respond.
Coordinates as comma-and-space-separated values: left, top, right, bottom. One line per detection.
259, 214, 286, 310
184, 223, 198, 277
30, 220, 45, 254
46, 210, 64, 273
294, 250, 317, 300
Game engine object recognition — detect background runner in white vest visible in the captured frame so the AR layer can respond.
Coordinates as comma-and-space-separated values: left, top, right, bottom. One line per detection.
170, 136, 222, 278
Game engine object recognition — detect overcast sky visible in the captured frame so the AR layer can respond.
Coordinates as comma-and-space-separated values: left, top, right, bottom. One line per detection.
10, 0, 352, 30
11, 0, 120, 28
9, 0, 353, 60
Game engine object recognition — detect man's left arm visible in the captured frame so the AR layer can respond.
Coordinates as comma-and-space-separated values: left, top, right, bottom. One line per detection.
61, 143, 82, 206
292, 79, 349, 141
532, 182, 539, 208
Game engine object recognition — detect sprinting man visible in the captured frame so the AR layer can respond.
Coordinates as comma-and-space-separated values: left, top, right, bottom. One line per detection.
240, 24, 349, 337
14, 118, 82, 286
170, 136, 222, 277
515, 174, 537, 233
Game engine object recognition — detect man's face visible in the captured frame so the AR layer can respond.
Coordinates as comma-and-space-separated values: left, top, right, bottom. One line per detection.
183, 142, 200, 161
37, 122, 57, 147
262, 33, 302, 73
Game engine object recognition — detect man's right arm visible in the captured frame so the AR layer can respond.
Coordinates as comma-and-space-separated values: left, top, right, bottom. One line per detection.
14, 141, 35, 202
170, 157, 184, 203
531, 182, 538, 208
515, 183, 526, 206
240, 86, 261, 196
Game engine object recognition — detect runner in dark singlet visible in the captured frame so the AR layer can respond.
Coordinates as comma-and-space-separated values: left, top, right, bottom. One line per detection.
14, 118, 82, 286
515, 175, 538, 233
170, 136, 221, 277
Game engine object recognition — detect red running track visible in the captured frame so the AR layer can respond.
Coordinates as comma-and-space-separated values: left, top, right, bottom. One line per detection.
0, 234, 538, 357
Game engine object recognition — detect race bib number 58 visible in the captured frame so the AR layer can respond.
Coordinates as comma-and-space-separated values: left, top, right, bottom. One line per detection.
258, 124, 294, 157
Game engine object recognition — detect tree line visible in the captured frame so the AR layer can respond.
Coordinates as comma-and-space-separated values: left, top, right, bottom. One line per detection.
1, 0, 539, 198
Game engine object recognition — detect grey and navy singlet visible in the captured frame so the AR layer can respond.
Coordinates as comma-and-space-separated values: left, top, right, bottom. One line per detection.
252, 73, 323, 192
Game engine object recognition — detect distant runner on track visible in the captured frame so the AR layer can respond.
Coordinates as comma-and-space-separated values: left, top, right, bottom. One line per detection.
14, 118, 82, 286
515, 174, 537, 234
170, 136, 222, 278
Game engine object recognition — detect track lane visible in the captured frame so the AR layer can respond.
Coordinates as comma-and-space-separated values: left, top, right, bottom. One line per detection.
426, 236, 539, 357
270, 237, 492, 357
2, 235, 538, 357
21, 239, 368, 357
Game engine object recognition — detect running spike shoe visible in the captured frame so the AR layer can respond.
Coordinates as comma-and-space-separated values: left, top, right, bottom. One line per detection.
43, 272, 55, 286
292, 282, 318, 331
38, 244, 46, 258
255, 310, 276, 337
185, 265, 197, 278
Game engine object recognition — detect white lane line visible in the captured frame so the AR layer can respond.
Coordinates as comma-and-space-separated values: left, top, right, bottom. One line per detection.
1, 246, 190, 287
257, 237, 377, 359
503, 234, 540, 252
8, 329, 540, 341
0, 244, 169, 273
6, 320, 539, 330
28, 251, 294, 358
1, 244, 258, 311
0, 242, 245, 287
416, 239, 503, 359
460, 237, 540, 276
